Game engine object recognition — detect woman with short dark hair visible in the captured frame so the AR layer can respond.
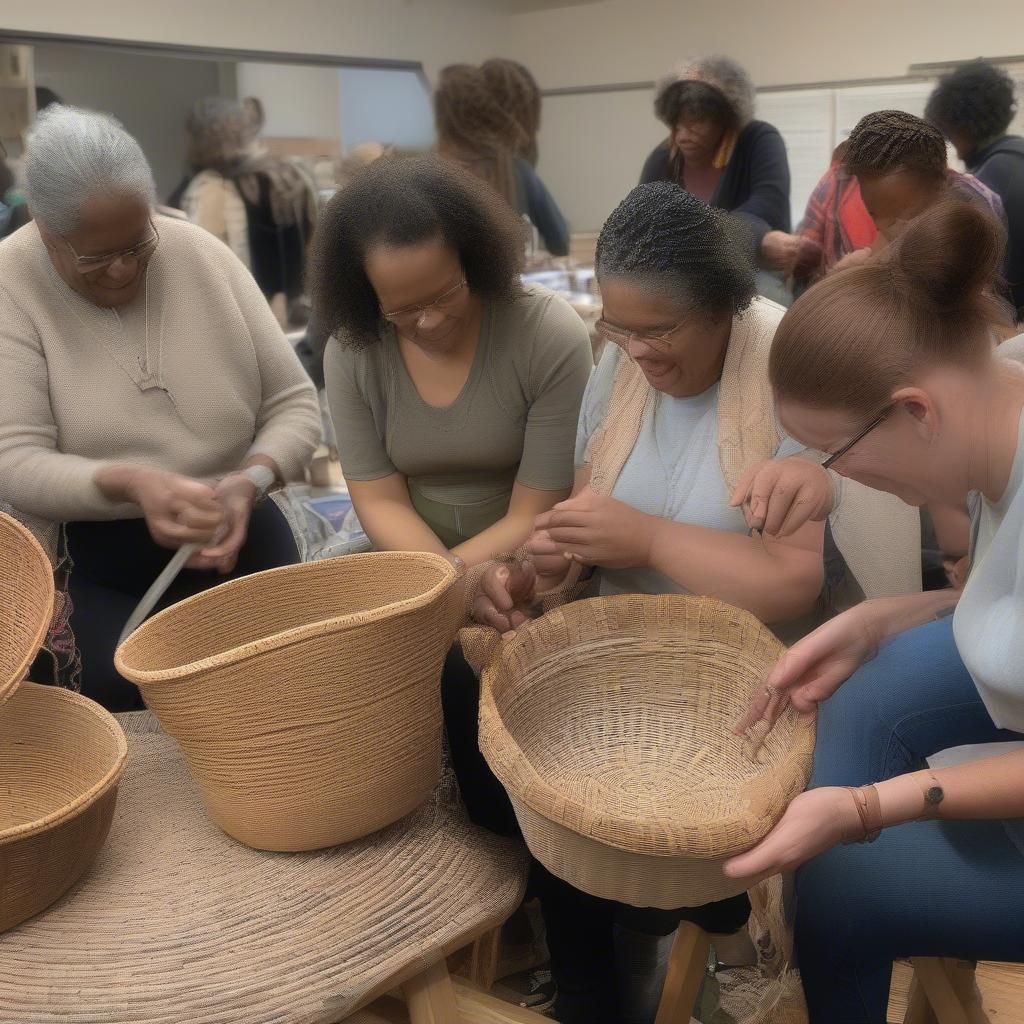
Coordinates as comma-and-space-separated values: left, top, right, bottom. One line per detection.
640, 56, 793, 267
927, 60, 1024, 314
311, 155, 592, 567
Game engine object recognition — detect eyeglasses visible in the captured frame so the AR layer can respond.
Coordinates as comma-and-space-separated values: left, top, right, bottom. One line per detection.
64, 220, 160, 276
820, 408, 890, 470
594, 317, 687, 353
380, 278, 467, 327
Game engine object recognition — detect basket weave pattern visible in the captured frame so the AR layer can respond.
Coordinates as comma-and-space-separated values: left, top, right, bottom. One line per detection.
472, 594, 815, 908
116, 552, 464, 851
0, 513, 54, 708
0, 682, 128, 934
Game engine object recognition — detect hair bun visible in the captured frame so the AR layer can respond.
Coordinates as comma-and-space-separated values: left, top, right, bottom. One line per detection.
892, 197, 1005, 309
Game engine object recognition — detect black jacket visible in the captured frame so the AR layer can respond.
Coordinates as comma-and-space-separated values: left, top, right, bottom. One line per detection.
514, 158, 570, 257
971, 135, 1024, 313
639, 120, 791, 250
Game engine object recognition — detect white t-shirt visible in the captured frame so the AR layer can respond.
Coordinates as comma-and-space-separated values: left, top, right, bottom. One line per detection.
953, 408, 1024, 732
575, 345, 800, 596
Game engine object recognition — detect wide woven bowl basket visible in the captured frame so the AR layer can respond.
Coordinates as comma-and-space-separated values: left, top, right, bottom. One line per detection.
466, 594, 816, 909
0, 681, 128, 934
0, 512, 55, 709
115, 552, 464, 851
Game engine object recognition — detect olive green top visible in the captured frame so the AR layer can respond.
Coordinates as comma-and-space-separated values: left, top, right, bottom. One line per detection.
324, 283, 594, 546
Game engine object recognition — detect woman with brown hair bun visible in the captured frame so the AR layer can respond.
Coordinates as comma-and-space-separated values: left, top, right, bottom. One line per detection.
726, 198, 1024, 1022
435, 63, 569, 256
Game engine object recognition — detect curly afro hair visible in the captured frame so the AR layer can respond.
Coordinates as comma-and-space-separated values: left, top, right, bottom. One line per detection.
309, 155, 525, 347
843, 109, 949, 183
926, 60, 1017, 145
596, 181, 756, 318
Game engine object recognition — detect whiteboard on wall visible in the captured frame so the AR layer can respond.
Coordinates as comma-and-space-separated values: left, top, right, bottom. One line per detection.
756, 89, 833, 230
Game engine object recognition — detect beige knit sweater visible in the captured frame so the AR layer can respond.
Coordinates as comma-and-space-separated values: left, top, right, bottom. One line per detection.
0, 216, 320, 526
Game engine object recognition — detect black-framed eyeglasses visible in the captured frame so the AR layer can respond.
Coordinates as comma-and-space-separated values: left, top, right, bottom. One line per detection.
594, 316, 687, 352
64, 219, 160, 276
821, 408, 890, 470
380, 278, 467, 327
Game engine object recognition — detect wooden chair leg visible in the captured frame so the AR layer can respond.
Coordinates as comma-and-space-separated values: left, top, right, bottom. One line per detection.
404, 959, 460, 1024
941, 960, 988, 1024
654, 922, 711, 1024
908, 959, 970, 1024
468, 925, 503, 991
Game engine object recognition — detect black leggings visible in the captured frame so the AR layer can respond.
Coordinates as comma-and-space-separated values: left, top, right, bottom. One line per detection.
60, 503, 299, 711
441, 644, 750, 1024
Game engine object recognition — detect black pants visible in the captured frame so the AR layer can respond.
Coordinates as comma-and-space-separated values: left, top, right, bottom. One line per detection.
441, 645, 750, 1024
55, 503, 298, 711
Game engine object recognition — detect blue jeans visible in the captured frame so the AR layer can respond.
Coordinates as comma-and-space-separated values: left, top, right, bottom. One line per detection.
795, 617, 1024, 1022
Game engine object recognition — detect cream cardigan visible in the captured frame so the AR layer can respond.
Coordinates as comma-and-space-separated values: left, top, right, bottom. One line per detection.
586, 296, 922, 605
0, 216, 320, 539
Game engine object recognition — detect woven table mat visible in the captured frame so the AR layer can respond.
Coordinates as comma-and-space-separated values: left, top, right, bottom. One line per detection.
0, 712, 527, 1023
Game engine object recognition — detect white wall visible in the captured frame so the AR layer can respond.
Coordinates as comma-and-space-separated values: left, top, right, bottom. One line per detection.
237, 62, 340, 140
0, 0, 502, 79
32, 42, 221, 197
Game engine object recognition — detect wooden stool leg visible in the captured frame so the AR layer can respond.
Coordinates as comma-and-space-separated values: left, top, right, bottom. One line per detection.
468, 925, 503, 991
404, 959, 460, 1024
905, 968, 940, 1024
908, 959, 970, 1024
654, 922, 711, 1024
943, 960, 988, 1024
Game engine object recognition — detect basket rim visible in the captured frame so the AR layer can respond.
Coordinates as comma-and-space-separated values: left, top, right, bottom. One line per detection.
0, 682, 129, 847
114, 550, 460, 683
0, 512, 56, 711
477, 594, 816, 859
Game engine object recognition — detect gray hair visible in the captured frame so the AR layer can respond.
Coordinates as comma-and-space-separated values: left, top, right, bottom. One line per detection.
186, 96, 260, 172
23, 105, 156, 235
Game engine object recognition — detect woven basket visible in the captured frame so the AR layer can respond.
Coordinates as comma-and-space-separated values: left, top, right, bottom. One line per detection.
0, 512, 55, 708
115, 552, 464, 851
464, 594, 816, 909
0, 681, 128, 934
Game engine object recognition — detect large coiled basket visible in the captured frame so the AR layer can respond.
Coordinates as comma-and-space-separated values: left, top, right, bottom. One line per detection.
116, 552, 464, 851
0, 512, 55, 708
464, 594, 816, 909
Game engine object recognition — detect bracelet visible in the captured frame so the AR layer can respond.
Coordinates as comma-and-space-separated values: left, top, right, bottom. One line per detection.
843, 785, 883, 843
918, 770, 945, 821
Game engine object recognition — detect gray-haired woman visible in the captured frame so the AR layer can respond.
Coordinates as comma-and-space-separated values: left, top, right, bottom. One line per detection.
0, 105, 321, 710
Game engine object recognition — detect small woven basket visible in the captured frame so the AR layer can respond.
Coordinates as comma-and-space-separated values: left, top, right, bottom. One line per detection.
0, 682, 128, 934
115, 552, 464, 851
0, 512, 55, 708
464, 594, 815, 909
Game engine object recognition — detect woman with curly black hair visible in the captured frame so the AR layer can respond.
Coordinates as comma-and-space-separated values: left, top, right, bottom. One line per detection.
927, 60, 1024, 313
310, 155, 592, 568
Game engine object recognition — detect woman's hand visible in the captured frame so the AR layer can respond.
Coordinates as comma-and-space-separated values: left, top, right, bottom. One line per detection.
186, 473, 258, 574
471, 559, 538, 635
733, 603, 880, 750
730, 457, 834, 537
526, 528, 574, 590
533, 486, 656, 569
760, 231, 820, 274
722, 787, 861, 883
109, 465, 225, 550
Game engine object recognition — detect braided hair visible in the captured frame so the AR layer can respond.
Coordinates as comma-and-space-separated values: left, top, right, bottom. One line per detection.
481, 59, 542, 166
926, 60, 1017, 148
434, 64, 525, 208
596, 182, 756, 318
843, 110, 948, 183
